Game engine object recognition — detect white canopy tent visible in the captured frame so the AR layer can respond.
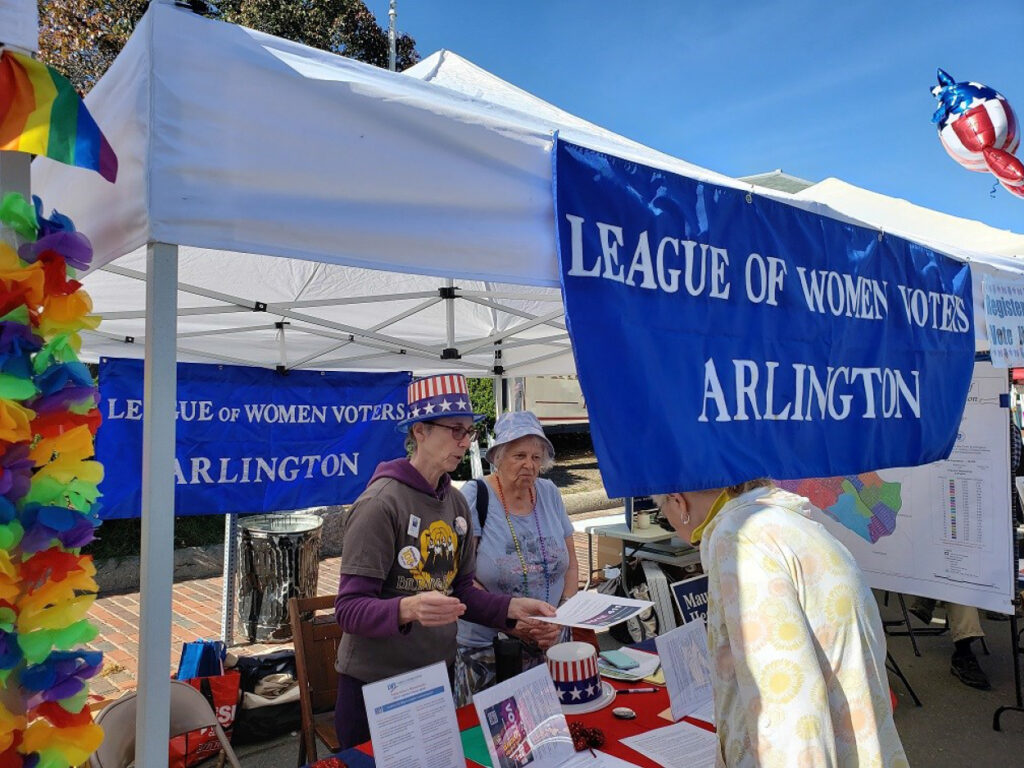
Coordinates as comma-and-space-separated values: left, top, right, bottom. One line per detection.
24, 3, 1024, 765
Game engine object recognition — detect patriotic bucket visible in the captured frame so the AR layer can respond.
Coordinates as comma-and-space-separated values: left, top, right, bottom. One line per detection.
546, 642, 601, 706
396, 373, 486, 432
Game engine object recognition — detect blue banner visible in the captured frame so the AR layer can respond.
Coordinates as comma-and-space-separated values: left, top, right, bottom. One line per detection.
554, 139, 975, 497
96, 359, 410, 518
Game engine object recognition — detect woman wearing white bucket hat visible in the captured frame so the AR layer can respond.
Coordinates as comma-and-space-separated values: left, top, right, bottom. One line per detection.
333, 375, 555, 749
453, 410, 579, 705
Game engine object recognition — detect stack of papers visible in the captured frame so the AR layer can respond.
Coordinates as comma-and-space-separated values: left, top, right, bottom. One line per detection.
597, 647, 661, 681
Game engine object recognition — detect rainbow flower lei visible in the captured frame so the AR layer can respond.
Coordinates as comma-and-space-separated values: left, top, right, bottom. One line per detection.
0, 192, 103, 768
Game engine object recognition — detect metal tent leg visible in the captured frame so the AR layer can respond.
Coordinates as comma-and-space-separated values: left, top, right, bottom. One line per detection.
886, 651, 922, 707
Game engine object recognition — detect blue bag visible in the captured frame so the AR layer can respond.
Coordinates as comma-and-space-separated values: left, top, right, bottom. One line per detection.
176, 639, 226, 681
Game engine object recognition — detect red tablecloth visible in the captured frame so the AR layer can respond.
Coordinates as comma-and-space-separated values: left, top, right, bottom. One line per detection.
353, 678, 715, 768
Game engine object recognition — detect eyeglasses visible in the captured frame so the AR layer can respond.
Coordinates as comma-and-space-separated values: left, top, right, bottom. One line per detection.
422, 421, 481, 441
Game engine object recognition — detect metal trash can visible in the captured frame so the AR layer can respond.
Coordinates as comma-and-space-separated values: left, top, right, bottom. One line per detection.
237, 513, 323, 642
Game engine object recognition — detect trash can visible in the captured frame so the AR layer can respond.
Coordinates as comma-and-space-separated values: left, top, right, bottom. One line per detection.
237, 513, 323, 642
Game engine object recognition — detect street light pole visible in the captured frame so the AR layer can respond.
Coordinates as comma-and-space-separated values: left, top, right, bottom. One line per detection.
388, 0, 397, 72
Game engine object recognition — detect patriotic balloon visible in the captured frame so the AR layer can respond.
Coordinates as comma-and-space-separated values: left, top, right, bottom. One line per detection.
931, 68, 1023, 198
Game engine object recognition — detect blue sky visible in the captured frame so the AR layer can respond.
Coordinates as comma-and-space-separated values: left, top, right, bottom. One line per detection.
384, 1, 1023, 233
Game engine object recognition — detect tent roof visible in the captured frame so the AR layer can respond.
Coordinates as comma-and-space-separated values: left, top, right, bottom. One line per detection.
795, 178, 1024, 262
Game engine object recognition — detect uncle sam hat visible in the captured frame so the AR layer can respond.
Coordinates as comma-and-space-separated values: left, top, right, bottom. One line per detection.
396, 373, 486, 432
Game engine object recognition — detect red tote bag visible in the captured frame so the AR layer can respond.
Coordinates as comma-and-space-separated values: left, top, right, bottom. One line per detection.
168, 671, 241, 768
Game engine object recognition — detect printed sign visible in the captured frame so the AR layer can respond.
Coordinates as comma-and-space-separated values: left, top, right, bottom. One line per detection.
96, 358, 409, 518
554, 139, 975, 496
670, 574, 709, 625
983, 277, 1024, 367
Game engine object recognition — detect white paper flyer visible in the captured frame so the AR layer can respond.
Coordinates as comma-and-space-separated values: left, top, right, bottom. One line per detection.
534, 591, 655, 630
362, 661, 464, 768
654, 620, 714, 722
472, 664, 575, 768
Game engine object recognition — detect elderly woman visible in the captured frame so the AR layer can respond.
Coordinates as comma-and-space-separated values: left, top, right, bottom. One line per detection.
654, 479, 907, 768
454, 410, 579, 705
333, 375, 555, 750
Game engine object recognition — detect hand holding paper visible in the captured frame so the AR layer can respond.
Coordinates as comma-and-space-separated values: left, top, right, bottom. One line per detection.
515, 616, 562, 649
509, 596, 557, 621
532, 591, 655, 630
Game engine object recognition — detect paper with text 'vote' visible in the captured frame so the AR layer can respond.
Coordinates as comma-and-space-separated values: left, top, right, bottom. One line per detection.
533, 591, 655, 630
362, 661, 464, 768
472, 664, 573, 768
654, 621, 714, 723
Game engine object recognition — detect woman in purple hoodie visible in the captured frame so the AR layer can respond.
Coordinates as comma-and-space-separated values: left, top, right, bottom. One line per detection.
333, 373, 556, 749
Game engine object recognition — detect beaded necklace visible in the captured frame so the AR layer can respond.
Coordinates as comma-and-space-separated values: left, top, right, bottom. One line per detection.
494, 475, 551, 602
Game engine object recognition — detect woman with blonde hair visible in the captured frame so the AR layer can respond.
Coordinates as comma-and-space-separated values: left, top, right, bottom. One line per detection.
654, 479, 907, 767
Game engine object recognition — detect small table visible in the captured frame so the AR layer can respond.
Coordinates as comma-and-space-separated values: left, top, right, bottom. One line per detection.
583, 522, 674, 590
330, 677, 713, 768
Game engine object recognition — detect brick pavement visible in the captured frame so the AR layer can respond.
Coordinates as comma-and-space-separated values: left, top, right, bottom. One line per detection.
88, 509, 621, 701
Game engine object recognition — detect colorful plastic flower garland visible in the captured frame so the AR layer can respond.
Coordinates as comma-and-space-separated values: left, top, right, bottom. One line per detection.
0, 192, 103, 767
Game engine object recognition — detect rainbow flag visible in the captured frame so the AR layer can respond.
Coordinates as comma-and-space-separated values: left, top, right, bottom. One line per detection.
0, 49, 117, 182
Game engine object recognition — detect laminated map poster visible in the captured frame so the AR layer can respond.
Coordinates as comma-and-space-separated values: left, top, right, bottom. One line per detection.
779, 361, 1014, 614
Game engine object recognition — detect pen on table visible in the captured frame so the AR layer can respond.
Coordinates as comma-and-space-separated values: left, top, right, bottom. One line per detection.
618, 687, 658, 694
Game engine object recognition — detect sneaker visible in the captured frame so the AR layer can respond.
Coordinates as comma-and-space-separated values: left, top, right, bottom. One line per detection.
951, 652, 991, 690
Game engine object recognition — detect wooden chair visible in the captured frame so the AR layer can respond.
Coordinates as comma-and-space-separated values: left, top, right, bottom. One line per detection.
289, 594, 342, 766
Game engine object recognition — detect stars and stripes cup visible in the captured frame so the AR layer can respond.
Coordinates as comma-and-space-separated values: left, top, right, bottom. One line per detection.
396, 373, 486, 432
546, 642, 601, 705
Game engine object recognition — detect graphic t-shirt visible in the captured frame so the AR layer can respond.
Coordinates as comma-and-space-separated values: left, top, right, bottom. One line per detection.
336, 474, 476, 682
457, 477, 573, 648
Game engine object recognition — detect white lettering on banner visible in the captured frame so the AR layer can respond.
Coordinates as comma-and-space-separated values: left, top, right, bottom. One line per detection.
699, 359, 921, 423
896, 285, 970, 332
563, 212, 972, 337
106, 398, 143, 420
107, 399, 406, 423
565, 214, 731, 299
172, 452, 360, 485
794, 268, 889, 320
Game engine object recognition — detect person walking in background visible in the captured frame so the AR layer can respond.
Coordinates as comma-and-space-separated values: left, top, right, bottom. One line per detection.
454, 410, 579, 705
654, 478, 907, 768
332, 374, 555, 749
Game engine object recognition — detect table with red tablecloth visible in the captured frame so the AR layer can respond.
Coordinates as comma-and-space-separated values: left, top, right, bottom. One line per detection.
307, 677, 715, 768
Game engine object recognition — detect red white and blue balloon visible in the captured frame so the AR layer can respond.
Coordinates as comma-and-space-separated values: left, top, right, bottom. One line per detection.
931, 68, 1023, 198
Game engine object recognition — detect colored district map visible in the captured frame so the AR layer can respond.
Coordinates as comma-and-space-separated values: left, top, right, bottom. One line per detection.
778, 473, 902, 544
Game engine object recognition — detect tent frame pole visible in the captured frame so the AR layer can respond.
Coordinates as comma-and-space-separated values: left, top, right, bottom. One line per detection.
135, 241, 178, 768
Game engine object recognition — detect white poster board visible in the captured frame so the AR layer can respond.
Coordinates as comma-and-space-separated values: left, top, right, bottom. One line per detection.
780, 361, 1014, 614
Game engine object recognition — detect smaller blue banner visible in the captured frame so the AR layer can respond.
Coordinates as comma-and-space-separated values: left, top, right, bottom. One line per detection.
96, 359, 409, 518
554, 139, 975, 497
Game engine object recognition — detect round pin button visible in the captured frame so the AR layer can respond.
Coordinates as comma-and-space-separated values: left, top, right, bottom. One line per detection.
612, 706, 636, 720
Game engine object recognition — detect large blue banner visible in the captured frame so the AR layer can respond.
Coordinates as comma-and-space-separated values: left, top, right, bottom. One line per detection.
96, 359, 410, 518
554, 139, 975, 497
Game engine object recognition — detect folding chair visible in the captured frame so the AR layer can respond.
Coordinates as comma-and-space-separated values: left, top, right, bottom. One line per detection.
89, 679, 242, 768
289, 594, 343, 766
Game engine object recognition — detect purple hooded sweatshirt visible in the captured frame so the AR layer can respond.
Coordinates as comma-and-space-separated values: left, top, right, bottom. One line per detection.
333, 458, 514, 749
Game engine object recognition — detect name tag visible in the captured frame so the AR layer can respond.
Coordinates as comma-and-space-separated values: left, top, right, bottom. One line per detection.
407, 515, 421, 538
